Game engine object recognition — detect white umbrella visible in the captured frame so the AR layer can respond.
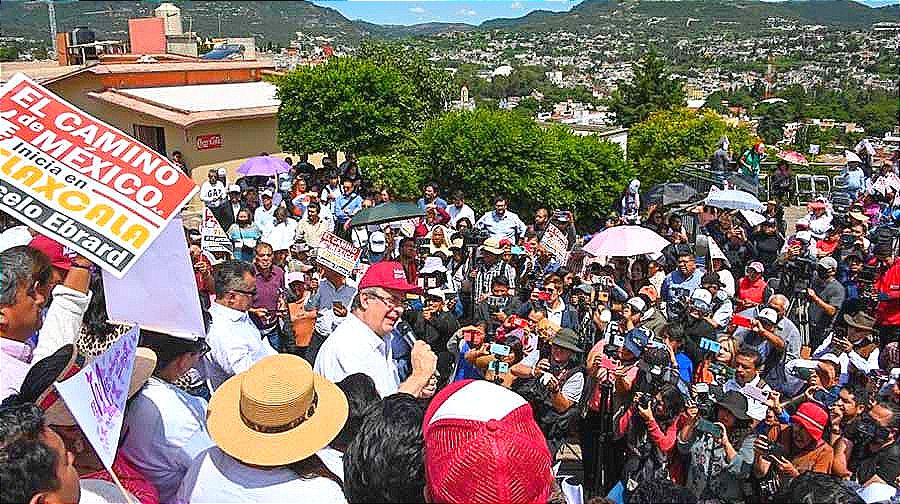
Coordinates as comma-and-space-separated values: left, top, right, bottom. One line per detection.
739, 209, 766, 227
583, 225, 670, 257
704, 188, 765, 212
845, 150, 863, 164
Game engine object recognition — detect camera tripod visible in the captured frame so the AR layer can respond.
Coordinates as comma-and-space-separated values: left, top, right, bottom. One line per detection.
786, 292, 810, 351
583, 378, 615, 498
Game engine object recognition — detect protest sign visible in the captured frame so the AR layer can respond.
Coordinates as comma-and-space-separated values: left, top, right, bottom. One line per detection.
316, 231, 361, 277
55, 323, 140, 470
104, 217, 206, 339
0, 73, 197, 278
201, 207, 233, 255
540, 223, 569, 263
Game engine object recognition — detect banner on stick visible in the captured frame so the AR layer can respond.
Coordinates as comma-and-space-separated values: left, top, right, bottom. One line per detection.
0, 73, 198, 278
201, 208, 233, 255
316, 231, 361, 278
540, 224, 569, 263
55, 324, 140, 470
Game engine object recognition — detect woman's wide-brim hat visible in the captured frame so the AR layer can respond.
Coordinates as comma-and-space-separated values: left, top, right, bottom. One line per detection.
40, 346, 157, 427
206, 354, 348, 467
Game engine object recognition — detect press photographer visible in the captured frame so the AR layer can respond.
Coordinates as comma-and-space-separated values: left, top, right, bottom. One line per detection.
722, 347, 773, 422
618, 346, 687, 493
846, 399, 900, 487
805, 257, 846, 351
677, 390, 756, 502
661, 246, 705, 318
515, 328, 585, 457
464, 335, 525, 388
753, 402, 834, 497
473, 276, 521, 337
811, 312, 880, 384
701, 272, 734, 331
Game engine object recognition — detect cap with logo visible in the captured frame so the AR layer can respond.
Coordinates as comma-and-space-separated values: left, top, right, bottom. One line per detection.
358, 261, 421, 294
368, 231, 387, 254
818, 256, 838, 271
757, 307, 778, 325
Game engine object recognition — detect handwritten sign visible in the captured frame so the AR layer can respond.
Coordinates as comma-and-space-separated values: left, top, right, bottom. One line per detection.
201, 207, 233, 255
55, 324, 139, 469
540, 224, 569, 264
195, 134, 222, 151
0, 73, 198, 278
316, 231, 361, 278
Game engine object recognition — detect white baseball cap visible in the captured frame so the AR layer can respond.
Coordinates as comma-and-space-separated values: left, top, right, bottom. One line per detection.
690, 288, 712, 306
369, 231, 386, 254
426, 288, 446, 301
228, 184, 241, 193
626, 297, 646, 314
758, 308, 778, 324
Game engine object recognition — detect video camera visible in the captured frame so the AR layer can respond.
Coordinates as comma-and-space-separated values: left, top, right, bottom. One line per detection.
637, 359, 680, 388
708, 362, 735, 383
460, 227, 490, 247
779, 256, 817, 297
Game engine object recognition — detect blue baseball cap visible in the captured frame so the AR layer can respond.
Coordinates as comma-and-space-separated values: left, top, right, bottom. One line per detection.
623, 328, 650, 358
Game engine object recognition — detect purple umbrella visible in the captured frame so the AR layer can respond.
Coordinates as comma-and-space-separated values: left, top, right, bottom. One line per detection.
236, 156, 292, 177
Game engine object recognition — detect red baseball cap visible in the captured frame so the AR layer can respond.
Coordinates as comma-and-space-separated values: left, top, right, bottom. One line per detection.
423, 380, 553, 504
791, 401, 828, 442
358, 261, 420, 294
28, 235, 73, 271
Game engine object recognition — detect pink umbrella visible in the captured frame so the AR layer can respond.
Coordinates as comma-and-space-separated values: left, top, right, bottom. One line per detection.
583, 225, 670, 257
236, 156, 292, 177
776, 150, 809, 166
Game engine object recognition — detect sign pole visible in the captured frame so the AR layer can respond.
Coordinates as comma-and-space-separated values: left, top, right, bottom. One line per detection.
107, 469, 137, 504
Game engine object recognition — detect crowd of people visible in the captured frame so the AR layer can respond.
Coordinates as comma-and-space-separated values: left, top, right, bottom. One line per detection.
2, 148, 900, 504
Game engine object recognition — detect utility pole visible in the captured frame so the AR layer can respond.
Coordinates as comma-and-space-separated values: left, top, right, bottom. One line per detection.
217, 12, 222, 37
48, 0, 57, 56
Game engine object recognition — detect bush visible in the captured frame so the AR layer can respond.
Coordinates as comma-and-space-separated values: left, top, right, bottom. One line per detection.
364, 109, 632, 228
628, 108, 756, 186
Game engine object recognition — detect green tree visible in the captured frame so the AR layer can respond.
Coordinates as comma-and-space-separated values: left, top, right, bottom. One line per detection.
0, 45, 19, 62
363, 109, 632, 226
628, 108, 756, 186
756, 102, 794, 145
356, 41, 452, 120
275, 57, 424, 156
610, 50, 685, 127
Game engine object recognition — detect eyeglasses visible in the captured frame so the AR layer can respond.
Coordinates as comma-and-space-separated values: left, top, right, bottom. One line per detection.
231, 288, 257, 298
367, 291, 404, 311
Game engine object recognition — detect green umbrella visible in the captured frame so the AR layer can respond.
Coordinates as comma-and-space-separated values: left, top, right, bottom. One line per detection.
349, 202, 424, 227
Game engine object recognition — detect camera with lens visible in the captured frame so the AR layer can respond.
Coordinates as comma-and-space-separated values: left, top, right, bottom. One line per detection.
779, 256, 817, 296
708, 362, 735, 384
667, 287, 691, 321
849, 417, 878, 446
637, 359, 679, 388
638, 393, 656, 410
461, 227, 490, 247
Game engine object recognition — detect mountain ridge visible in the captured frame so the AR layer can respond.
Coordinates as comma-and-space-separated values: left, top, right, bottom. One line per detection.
1, 0, 896, 45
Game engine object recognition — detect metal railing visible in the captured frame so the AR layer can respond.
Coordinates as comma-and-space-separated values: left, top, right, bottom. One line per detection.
679, 161, 847, 202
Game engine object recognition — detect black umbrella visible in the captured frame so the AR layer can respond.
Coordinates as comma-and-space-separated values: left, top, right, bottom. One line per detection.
644, 183, 698, 207
349, 202, 424, 227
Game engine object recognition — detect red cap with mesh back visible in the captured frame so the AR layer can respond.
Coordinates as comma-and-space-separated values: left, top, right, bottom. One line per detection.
423, 379, 553, 504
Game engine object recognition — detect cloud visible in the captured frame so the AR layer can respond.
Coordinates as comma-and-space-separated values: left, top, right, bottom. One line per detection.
457, 8, 477, 16
510, 1, 523, 8
409, 6, 426, 13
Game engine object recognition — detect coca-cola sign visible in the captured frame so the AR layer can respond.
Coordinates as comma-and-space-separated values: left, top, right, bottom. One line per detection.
196, 134, 222, 150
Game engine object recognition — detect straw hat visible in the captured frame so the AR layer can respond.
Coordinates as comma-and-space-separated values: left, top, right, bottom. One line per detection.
207, 354, 348, 467
36, 345, 157, 426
